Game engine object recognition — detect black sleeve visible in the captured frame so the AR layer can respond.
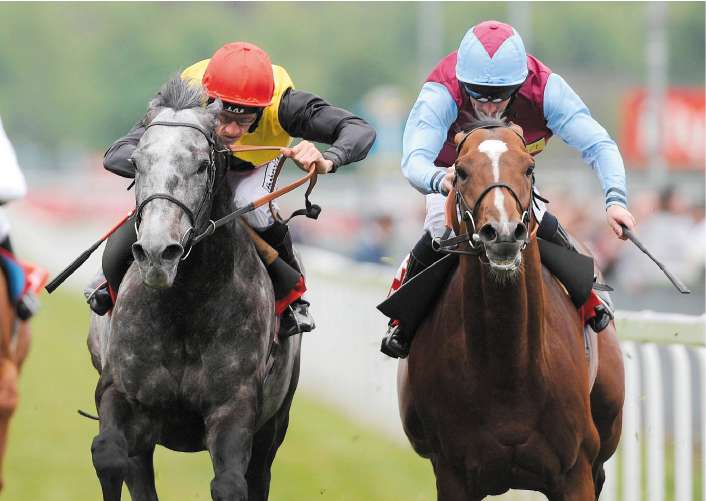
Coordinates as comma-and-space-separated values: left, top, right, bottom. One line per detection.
278, 88, 376, 172
103, 122, 146, 178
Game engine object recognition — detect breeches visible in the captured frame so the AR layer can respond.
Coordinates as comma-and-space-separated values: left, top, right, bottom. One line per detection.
422, 190, 547, 239
227, 155, 282, 230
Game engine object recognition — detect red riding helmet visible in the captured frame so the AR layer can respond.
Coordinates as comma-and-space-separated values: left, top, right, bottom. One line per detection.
202, 42, 275, 108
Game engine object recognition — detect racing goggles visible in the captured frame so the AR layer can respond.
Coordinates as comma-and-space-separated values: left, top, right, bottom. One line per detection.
462, 82, 522, 103
208, 97, 261, 116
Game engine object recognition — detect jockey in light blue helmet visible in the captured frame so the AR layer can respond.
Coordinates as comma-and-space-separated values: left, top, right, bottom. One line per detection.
456, 21, 528, 104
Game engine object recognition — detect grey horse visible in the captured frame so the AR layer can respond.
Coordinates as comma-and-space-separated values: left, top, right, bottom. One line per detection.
87, 77, 301, 501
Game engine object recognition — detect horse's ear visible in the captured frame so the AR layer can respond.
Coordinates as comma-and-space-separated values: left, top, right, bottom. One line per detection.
509, 122, 524, 137
207, 98, 223, 114
454, 132, 467, 145
143, 105, 161, 126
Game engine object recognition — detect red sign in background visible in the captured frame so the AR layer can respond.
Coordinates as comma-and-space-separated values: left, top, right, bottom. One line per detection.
620, 88, 705, 171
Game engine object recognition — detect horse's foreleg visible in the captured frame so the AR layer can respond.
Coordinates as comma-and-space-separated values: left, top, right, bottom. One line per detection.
206, 402, 258, 501
432, 456, 476, 501
246, 355, 300, 501
548, 454, 595, 501
12, 322, 31, 372
125, 447, 158, 501
590, 324, 624, 461
0, 357, 19, 491
91, 386, 133, 501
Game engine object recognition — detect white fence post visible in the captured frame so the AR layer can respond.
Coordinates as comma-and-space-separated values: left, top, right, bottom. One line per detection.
670, 344, 693, 501
622, 341, 642, 501
643, 343, 665, 501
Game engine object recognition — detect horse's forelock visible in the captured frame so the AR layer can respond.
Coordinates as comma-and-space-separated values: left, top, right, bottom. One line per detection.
469, 112, 509, 131
145, 75, 219, 130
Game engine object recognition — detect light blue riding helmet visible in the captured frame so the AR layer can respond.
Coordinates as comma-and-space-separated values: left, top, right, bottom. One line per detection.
456, 20, 528, 87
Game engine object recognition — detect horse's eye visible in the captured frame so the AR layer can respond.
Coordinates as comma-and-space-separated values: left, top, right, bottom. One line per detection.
198, 159, 210, 173
455, 167, 468, 181
525, 164, 535, 177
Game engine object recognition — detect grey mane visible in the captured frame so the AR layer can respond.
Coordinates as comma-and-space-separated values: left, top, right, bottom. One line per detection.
143, 74, 220, 129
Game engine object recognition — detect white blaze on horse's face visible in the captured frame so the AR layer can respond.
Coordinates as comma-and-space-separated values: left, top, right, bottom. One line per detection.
477, 139, 509, 224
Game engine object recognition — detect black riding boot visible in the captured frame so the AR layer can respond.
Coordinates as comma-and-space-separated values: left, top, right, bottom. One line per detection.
84, 218, 137, 316
258, 222, 315, 338
381, 231, 441, 359
84, 271, 113, 316
538, 212, 614, 332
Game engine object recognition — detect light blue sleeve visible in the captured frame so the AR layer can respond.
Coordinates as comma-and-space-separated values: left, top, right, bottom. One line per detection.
401, 82, 458, 195
543, 73, 628, 209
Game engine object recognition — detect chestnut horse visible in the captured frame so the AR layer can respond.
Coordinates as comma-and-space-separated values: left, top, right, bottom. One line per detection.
398, 122, 624, 500
0, 269, 31, 491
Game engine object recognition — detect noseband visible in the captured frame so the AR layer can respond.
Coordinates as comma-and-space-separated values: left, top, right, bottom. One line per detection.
433, 124, 545, 256
135, 120, 224, 260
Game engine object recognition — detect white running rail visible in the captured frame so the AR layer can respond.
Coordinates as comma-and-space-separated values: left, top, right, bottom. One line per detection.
600, 312, 705, 501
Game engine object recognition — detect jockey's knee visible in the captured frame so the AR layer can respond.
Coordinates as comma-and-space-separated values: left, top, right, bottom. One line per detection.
241, 207, 276, 231
423, 193, 447, 239
412, 231, 441, 267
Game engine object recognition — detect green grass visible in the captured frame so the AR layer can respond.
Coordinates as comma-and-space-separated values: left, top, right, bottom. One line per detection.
2, 291, 436, 500
5, 290, 702, 500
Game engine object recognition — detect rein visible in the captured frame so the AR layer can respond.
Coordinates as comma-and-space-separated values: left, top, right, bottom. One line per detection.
432, 124, 546, 256
137, 121, 319, 256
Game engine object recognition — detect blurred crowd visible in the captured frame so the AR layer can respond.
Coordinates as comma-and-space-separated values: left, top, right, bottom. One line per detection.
585, 186, 705, 292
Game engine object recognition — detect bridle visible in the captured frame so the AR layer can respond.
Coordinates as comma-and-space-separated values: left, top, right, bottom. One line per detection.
134, 120, 321, 261
42, 117, 321, 294
135, 120, 224, 261
432, 124, 546, 256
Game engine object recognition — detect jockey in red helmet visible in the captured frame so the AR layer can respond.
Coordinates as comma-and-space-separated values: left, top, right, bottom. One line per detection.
381, 20, 636, 358
88, 42, 376, 338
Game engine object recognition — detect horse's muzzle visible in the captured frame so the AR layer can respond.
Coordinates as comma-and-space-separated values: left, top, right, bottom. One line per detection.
132, 241, 184, 288
479, 221, 527, 273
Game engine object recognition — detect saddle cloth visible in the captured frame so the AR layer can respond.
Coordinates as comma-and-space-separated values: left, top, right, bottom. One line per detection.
0, 248, 48, 303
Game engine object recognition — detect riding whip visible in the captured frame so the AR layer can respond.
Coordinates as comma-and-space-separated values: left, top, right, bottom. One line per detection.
620, 224, 691, 294
45, 208, 136, 293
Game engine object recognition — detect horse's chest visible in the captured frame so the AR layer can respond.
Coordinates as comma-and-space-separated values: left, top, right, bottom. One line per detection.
111, 323, 233, 408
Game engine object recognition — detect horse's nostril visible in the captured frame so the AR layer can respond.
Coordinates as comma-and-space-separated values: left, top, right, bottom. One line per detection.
132, 243, 147, 263
478, 224, 498, 243
161, 244, 184, 262
514, 222, 528, 241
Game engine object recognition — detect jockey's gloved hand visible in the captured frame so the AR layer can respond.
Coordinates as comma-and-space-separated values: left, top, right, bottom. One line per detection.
606, 205, 636, 240
282, 140, 334, 174
440, 165, 456, 196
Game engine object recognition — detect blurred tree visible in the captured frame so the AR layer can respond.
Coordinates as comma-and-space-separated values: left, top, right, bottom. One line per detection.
0, 2, 702, 161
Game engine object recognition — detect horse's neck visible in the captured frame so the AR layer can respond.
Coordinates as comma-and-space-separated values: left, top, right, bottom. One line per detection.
461, 241, 546, 384
176, 180, 259, 289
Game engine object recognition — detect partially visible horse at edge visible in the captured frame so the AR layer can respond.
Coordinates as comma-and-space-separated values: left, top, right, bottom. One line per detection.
0, 267, 31, 492
88, 77, 300, 501
397, 121, 624, 500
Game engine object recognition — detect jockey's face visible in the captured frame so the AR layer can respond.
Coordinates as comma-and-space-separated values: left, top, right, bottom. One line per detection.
215, 111, 258, 145
471, 97, 511, 118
